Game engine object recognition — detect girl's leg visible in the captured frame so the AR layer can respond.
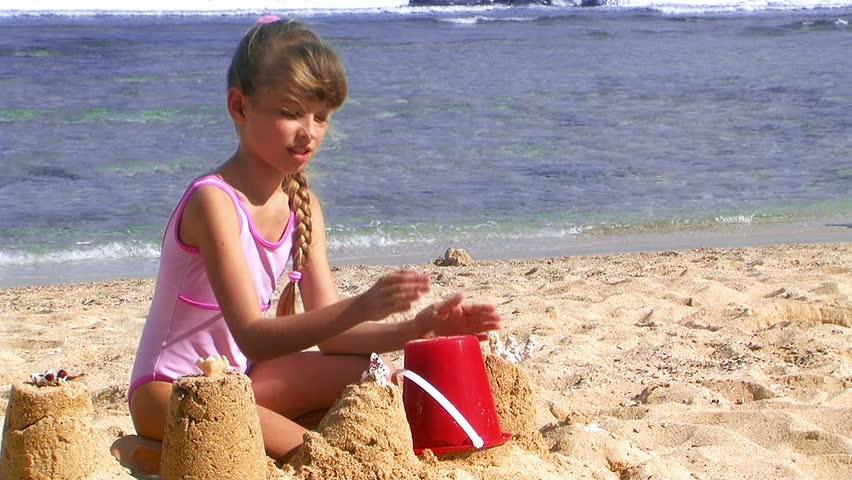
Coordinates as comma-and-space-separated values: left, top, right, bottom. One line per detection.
113, 380, 173, 475
249, 351, 393, 460
129, 380, 173, 440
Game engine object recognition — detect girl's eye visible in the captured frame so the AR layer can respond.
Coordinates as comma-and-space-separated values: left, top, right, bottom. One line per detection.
315, 115, 329, 124
281, 110, 300, 119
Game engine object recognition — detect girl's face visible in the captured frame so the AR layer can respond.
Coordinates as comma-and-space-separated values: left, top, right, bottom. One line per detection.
238, 85, 333, 174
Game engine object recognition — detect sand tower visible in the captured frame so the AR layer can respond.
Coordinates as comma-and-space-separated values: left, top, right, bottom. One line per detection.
485, 352, 547, 452
160, 355, 266, 480
0, 375, 111, 480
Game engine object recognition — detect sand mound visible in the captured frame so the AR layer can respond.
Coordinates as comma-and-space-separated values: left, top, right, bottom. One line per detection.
291, 380, 428, 480
752, 300, 852, 329
161, 371, 266, 480
0, 379, 114, 480
484, 354, 546, 452
288, 357, 561, 480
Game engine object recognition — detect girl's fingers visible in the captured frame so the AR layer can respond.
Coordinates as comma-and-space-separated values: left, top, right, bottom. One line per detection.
386, 271, 430, 294
396, 284, 429, 302
387, 285, 429, 312
481, 320, 501, 331
462, 303, 497, 315
473, 320, 501, 340
435, 293, 464, 314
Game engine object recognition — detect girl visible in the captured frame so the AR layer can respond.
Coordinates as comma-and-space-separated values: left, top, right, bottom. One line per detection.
123, 16, 501, 470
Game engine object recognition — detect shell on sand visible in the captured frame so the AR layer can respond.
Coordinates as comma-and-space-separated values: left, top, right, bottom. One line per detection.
160, 371, 266, 480
0, 379, 111, 480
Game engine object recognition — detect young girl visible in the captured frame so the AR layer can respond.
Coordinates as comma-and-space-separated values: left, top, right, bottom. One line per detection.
123, 16, 501, 469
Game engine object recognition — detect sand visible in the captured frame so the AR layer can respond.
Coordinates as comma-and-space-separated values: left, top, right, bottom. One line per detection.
160, 371, 266, 479
1, 378, 115, 480
0, 242, 850, 479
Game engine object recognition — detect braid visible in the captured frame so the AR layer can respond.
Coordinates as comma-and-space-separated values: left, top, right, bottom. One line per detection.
277, 171, 312, 316
228, 17, 343, 317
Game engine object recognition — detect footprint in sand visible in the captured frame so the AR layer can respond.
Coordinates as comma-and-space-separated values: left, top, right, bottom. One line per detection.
700, 379, 775, 403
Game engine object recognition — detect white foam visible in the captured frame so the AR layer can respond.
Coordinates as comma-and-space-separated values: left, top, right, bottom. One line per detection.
4, 0, 850, 16
0, 241, 160, 266
325, 223, 587, 254
611, 0, 852, 14
439, 14, 539, 23
441, 15, 485, 24
714, 214, 756, 224
1, 0, 408, 16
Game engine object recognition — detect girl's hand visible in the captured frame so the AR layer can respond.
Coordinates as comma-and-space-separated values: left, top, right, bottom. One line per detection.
356, 270, 431, 322
414, 293, 501, 340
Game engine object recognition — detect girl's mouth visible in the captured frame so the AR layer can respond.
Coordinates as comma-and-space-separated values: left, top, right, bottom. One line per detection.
289, 147, 312, 163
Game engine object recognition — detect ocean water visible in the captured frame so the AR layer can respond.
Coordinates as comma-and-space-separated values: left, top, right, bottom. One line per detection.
1, 1, 851, 287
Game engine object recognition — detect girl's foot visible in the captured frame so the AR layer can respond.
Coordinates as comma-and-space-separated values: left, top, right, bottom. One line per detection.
110, 434, 162, 476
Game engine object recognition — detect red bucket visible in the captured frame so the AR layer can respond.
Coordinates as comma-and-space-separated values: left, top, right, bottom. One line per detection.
402, 335, 512, 454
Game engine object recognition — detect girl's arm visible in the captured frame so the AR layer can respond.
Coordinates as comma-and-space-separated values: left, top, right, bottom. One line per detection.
316, 293, 502, 354
296, 192, 501, 354
183, 185, 429, 363
294, 192, 424, 353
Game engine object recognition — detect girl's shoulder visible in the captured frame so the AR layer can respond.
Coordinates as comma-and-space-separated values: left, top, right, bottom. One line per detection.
183, 174, 242, 208
178, 176, 243, 248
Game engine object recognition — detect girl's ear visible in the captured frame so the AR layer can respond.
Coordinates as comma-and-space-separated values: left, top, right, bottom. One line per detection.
227, 87, 248, 124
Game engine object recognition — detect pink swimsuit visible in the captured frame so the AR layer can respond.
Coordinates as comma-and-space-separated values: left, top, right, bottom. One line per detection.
129, 175, 294, 399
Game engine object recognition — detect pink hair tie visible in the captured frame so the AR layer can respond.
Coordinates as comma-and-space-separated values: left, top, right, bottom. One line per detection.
288, 271, 302, 284
256, 15, 281, 25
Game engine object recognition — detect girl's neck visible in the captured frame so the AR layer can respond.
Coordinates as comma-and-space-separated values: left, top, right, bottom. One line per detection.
218, 151, 286, 205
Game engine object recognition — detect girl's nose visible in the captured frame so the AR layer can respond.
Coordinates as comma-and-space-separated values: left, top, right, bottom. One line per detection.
298, 117, 316, 140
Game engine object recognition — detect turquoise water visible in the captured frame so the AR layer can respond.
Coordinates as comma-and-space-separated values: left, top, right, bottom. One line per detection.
1, 7, 851, 286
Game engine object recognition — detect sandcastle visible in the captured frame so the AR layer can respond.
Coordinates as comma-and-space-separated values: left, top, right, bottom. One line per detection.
484, 353, 547, 453
160, 355, 266, 480
0, 374, 111, 480
291, 376, 427, 480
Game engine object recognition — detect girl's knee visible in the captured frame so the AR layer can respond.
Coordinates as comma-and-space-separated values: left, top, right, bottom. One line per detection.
251, 352, 390, 418
128, 381, 172, 441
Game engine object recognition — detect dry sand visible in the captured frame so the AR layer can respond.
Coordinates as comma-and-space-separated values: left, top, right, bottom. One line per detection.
1, 242, 850, 479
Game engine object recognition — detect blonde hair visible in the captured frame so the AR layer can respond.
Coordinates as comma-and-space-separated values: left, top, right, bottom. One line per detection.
228, 19, 347, 316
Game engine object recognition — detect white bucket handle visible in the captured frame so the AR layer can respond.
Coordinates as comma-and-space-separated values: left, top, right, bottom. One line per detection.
398, 368, 484, 449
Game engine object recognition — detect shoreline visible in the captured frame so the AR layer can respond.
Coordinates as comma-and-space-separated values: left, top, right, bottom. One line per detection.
2, 217, 849, 288
1, 241, 850, 479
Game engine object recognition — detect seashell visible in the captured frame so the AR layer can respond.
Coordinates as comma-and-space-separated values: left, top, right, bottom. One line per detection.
487, 332, 538, 364
29, 368, 81, 387
522, 335, 539, 360
195, 354, 231, 378
361, 353, 390, 386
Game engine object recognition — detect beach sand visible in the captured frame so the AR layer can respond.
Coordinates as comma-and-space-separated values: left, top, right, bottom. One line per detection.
1, 242, 850, 479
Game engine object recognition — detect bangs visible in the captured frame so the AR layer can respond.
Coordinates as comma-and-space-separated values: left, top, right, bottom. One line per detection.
274, 42, 347, 110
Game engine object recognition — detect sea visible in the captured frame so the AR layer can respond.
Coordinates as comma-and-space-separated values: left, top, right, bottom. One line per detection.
1, 0, 850, 287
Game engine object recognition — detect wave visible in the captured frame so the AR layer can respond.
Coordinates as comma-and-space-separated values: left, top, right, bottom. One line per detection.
2, 0, 851, 17
0, 241, 160, 267
0, 0, 409, 16
608, 0, 852, 14
438, 14, 541, 23
0, 203, 842, 271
